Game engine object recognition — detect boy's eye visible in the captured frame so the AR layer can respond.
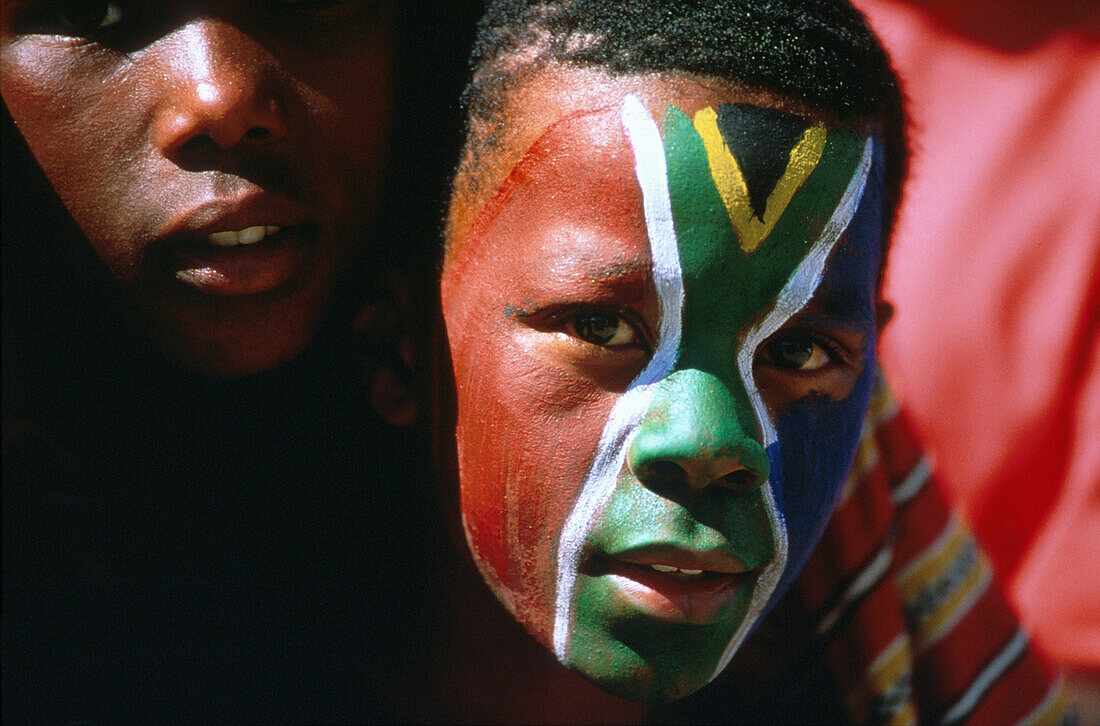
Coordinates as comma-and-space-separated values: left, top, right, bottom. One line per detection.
571, 312, 640, 348
52, 1, 125, 35
760, 335, 832, 371
263, 0, 375, 16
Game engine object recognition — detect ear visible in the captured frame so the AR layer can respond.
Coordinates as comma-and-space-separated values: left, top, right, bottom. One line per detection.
354, 271, 419, 428
875, 299, 895, 336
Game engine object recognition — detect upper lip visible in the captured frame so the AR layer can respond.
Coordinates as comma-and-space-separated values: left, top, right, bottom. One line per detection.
606, 543, 755, 575
159, 189, 310, 243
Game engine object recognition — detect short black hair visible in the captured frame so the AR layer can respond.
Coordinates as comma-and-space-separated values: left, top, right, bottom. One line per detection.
458, 0, 906, 245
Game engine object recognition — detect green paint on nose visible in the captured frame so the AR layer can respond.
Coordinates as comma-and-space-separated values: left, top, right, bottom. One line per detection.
628, 368, 770, 491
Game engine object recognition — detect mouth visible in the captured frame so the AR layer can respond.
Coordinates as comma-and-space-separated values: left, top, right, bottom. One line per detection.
596, 547, 758, 625
171, 222, 318, 297
158, 193, 317, 297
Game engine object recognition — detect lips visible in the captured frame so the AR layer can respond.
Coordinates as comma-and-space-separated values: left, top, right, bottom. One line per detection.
597, 545, 757, 625
172, 223, 318, 296
157, 191, 316, 297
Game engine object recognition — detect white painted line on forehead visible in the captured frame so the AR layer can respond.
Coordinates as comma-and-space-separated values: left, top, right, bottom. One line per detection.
551, 94, 686, 661
714, 136, 875, 680
737, 137, 875, 448
621, 95, 684, 379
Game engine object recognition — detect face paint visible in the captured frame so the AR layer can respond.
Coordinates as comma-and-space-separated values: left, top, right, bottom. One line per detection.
442, 86, 883, 703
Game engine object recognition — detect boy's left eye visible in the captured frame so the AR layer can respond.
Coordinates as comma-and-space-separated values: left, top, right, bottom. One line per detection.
759, 335, 832, 371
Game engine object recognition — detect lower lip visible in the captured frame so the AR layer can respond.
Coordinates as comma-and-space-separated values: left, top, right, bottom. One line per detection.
604, 561, 752, 625
172, 225, 314, 297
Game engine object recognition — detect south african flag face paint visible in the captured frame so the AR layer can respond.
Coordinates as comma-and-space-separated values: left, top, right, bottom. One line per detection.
443, 88, 884, 702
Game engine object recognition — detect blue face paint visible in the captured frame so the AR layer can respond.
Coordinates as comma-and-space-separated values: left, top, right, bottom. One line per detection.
765, 139, 885, 605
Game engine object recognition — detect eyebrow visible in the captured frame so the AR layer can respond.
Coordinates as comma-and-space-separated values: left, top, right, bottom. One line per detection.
509, 252, 653, 311
541, 254, 651, 284
785, 285, 877, 350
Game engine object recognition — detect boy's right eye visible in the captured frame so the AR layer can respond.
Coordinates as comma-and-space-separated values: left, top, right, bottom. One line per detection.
572, 311, 641, 349
58, 1, 124, 33
16, 1, 126, 37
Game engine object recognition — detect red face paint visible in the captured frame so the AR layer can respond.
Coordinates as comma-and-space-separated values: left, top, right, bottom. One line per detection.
442, 70, 881, 704
442, 108, 658, 638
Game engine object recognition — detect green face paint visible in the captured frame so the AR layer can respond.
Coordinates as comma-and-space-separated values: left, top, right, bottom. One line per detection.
442, 86, 880, 705
560, 99, 872, 702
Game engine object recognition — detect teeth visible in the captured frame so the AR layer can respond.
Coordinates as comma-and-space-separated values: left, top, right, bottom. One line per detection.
649, 564, 704, 575
209, 230, 240, 246
207, 225, 281, 247
238, 225, 265, 244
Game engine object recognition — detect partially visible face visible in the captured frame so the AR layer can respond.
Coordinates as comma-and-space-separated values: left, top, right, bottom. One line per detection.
442, 69, 885, 702
1, 0, 393, 375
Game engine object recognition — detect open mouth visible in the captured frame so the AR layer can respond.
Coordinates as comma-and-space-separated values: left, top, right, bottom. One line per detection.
600, 557, 756, 625
171, 222, 317, 296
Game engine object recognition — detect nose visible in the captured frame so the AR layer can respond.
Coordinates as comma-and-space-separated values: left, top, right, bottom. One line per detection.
152, 19, 288, 154
627, 369, 770, 493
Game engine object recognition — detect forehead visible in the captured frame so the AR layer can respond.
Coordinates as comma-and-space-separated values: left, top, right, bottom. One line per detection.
453, 106, 645, 272
448, 65, 839, 258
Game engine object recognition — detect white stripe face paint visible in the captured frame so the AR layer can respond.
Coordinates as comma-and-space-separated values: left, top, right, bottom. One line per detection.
552, 95, 684, 660
716, 136, 874, 677
551, 95, 875, 681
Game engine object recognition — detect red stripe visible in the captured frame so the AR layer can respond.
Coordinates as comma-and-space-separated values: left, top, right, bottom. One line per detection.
891, 472, 952, 568
798, 462, 895, 611
910, 567, 1018, 713
966, 647, 1058, 726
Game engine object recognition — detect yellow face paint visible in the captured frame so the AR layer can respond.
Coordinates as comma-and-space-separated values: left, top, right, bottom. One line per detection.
693, 107, 826, 254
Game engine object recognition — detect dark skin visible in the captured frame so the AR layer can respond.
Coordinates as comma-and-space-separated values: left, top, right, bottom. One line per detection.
0, 2, 464, 721
392, 66, 893, 723
1, 0, 393, 375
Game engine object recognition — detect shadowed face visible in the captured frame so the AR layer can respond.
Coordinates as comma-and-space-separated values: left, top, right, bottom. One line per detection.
1, 1, 392, 375
442, 70, 885, 702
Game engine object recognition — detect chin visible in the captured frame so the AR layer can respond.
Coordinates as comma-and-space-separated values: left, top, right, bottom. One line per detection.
140, 291, 325, 377
575, 656, 712, 704
150, 321, 315, 377
564, 624, 719, 704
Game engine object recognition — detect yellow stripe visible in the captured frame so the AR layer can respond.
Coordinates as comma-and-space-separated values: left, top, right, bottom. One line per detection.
890, 702, 918, 726
846, 634, 917, 725
693, 108, 826, 254
897, 516, 995, 649
896, 517, 968, 597
868, 634, 913, 695
913, 550, 990, 648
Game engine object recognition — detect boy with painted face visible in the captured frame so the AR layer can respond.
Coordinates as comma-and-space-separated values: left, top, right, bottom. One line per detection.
442, 1, 897, 704
436, 1, 1066, 717
446, 78, 885, 703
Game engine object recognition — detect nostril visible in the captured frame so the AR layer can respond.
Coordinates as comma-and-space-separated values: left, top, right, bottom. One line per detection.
177, 135, 216, 157
635, 460, 688, 490
245, 127, 273, 142
716, 469, 762, 492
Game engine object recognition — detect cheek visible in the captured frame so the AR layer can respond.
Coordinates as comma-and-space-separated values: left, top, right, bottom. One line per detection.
769, 354, 876, 593
446, 298, 618, 605
287, 33, 393, 209
2, 43, 151, 264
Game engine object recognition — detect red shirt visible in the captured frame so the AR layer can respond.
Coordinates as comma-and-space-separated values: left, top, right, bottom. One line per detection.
853, 0, 1100, 671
